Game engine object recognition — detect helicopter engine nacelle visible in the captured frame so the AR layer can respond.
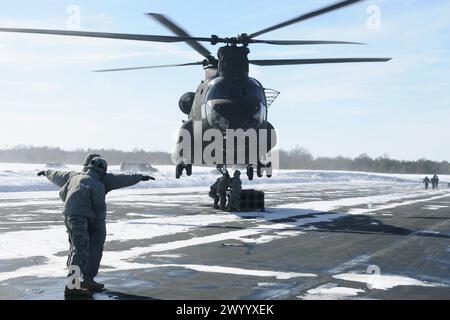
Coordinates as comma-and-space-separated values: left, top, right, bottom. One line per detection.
179, 92, 195, 115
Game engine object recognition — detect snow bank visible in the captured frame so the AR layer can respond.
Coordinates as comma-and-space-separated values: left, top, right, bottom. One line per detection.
1, 162, 444, 193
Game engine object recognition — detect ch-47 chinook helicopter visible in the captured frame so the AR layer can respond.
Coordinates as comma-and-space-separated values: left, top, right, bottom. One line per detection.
0, 0, 390, 180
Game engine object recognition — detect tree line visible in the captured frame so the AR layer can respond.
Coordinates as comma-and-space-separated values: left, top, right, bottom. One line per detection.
0, 145, 448, 174
0, 145, 171, 165
279, 148, 450, 174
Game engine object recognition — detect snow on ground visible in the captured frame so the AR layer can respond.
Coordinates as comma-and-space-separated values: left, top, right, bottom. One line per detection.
0, 182, 448, 284
332, 273, 442, 290
1, 162, 448, 193
0, 162, 449, 297
299, 283, 365, 300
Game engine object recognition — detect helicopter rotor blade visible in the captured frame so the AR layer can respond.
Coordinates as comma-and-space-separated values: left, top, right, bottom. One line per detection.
0, 27, 213, 43
147, 13, 212, 59
249, 0, 365, 38
250, 39, 365, 45
249, 58, 391, 66
93, 61, 205, 72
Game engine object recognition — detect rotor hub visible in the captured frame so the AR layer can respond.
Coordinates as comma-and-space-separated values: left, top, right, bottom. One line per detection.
210, 33, 251, 46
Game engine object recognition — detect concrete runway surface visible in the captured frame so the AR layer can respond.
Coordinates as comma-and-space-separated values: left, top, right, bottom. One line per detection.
0, 180, 449, 300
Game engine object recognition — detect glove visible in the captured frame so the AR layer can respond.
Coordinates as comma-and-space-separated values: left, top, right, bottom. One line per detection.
141, 175, 155, 181
37, 170, 46, 177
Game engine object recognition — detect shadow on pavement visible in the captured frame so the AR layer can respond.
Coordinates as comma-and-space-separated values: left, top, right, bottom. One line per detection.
64, 290, 158, 300
235, 208, 450, 240
124, 207, 450, 240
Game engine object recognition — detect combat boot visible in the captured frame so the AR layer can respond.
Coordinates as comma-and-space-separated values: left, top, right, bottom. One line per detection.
64, 286, 92, 298
82, 280, 105, 291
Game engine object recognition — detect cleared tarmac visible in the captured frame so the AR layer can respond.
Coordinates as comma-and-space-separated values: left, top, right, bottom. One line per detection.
0, 181, 449, 300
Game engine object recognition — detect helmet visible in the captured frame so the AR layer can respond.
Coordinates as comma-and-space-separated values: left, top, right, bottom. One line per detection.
89, 157, 108, 174
234, 170, 241, 176
83, 153, 101, 167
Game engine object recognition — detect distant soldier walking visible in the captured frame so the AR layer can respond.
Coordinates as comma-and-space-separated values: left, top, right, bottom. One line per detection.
433, 174, 439, 189
431, 176, 436, 189
423, 176, 430, 190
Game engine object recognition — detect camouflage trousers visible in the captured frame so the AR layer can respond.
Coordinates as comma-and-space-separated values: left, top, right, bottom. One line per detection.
208, 190, 219, 207
217, 191, 227, 209
65, 216, 106, 281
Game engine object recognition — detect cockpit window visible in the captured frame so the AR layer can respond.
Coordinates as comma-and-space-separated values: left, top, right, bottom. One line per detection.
206, 80, 266, 105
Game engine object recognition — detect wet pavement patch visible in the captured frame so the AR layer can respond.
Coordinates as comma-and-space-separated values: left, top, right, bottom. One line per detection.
0, 256, 48, 272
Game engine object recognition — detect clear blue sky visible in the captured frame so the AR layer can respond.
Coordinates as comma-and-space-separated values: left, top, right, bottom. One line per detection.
0, 0, 449, 161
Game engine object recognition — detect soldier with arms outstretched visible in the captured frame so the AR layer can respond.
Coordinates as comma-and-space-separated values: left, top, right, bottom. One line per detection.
38, 154, 154, 297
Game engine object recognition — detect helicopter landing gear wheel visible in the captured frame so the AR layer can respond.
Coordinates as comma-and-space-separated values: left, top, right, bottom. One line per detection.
186, 164, 192, 176
256, 162, 263, 178
266, 162, 272, 178
176, 162, 192, 179
246, 165, 254, 181
257, 161, 272, 178
175, 163, 183, 179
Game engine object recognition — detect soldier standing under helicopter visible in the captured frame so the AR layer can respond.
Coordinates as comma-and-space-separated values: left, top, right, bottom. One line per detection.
228, 170, 243, 211
217, 170, 231, 210
209, 177, 221, 209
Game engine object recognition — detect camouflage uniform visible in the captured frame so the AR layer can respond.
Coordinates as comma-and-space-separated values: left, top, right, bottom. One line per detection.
85, 218, 107, 281
64, 216, 90, 277
423, 177, 430, 190
432, 175, 439, 189
45, 169, 145, 195
209, 178, 220, 209
57, 164, 107, 280
64, 216, 106, 281
44, 156, 145, 282
431, 176, 436, 189
228, 171, 242, 211
217, 172, 231, 210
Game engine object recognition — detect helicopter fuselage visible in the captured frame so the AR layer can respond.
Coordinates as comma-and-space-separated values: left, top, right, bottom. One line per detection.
174, 46, 277, 170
